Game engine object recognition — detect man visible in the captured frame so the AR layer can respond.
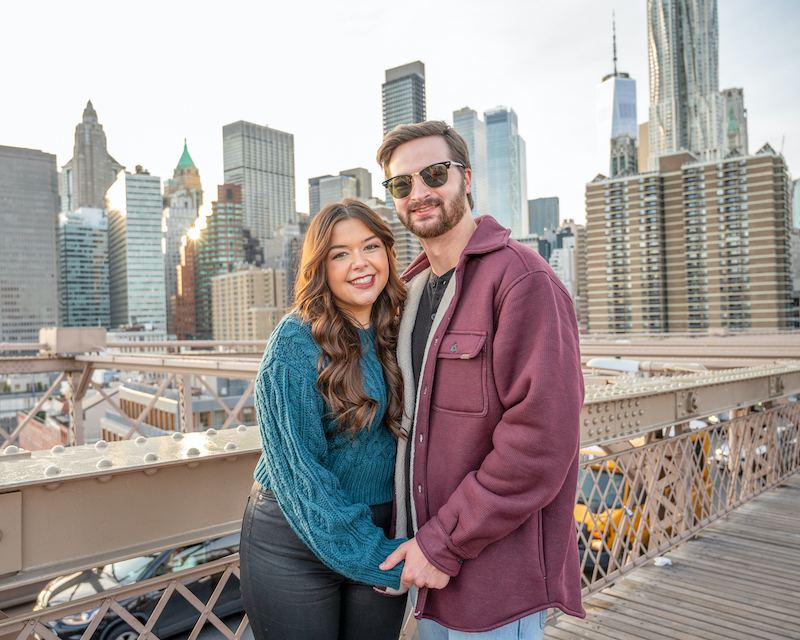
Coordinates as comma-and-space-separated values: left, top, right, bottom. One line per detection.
377, 122, 585, 638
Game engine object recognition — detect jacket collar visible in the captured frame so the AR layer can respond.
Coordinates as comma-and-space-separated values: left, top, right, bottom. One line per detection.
401, 215, 511, 282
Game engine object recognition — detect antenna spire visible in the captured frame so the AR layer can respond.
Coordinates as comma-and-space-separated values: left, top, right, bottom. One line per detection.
612, 11, 618, 77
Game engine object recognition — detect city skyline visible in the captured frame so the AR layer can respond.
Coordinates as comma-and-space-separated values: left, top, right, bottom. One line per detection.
1, 0, 798, 225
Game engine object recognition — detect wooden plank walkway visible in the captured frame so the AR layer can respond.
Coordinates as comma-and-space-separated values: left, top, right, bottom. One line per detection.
547, 472, 800, 640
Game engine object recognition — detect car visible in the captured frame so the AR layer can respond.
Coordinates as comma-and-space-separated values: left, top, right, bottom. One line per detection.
33, 533, 242, 640
574, 450, 648, 574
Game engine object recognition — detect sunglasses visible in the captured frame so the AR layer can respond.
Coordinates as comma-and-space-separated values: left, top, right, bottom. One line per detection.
382, 161, 465, 199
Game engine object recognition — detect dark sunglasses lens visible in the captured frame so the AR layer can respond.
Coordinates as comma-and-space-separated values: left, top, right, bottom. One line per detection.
388, 177, 412, 198
421, 163, 449, 188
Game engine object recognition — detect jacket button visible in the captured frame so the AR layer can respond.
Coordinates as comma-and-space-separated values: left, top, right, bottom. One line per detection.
418, 485, 422, 493
419, 434, 423, 443
450, 344, 457, 353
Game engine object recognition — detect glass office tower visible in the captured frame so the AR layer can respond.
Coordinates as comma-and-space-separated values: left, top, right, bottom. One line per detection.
485, 106, 527, 238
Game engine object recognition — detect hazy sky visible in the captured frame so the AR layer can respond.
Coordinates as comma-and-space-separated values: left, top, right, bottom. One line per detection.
2, 0, 798, 225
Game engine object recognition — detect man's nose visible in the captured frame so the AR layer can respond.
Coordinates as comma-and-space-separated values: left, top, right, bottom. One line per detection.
408, 173, 433, 201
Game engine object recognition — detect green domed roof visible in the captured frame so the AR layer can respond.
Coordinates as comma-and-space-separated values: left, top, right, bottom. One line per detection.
176, 139, 197, 170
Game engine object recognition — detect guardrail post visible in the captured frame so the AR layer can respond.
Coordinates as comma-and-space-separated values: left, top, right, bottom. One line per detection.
67, 372, 84, 446
178, 374, 194, 432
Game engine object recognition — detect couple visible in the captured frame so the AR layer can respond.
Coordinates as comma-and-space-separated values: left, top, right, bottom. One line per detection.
239, 121, 585, 640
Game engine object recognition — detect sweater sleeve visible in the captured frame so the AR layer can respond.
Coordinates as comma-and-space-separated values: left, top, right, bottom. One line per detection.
255, 347, 405, 589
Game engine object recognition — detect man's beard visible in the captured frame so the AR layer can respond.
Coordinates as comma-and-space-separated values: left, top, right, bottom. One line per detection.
398, 177, 467, 239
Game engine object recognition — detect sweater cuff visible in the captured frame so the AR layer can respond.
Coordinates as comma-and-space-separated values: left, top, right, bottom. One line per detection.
416, 516, 464, 577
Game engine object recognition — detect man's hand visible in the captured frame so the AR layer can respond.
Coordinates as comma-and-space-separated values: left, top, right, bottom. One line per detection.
380, 538, 451, 589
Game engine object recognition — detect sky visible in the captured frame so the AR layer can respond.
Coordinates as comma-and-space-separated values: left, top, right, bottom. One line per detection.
2, 0, 799, 226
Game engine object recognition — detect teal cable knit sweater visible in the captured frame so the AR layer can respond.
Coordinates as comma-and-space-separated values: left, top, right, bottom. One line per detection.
253, 313, 406, 588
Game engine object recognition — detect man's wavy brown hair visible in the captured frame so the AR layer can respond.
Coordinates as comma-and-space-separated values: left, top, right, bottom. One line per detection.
295, 199, 406, 439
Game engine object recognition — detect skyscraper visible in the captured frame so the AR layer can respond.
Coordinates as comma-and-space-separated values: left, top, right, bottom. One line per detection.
585, 145, 794, 333
382, 61, 426, 136
60, 101, 124, 212
721, 88, 748, 155
222, 121, 296, 248
212, 265, 287, 344
193, 185, 246, 339
308, 173, 362, 217
172, 235, 196, 340
162, 141, 203, 334
453, 107, 489, 218
163, 139, 203, 207
528, 197, 560, 236
0, 146, 59, 346
58, 207, 109, 328
308, 175, 333, 218
596, 17, 637, 177
340, 168, 372, 200
107, 166, 167, 331
485, 106, 527, 237
380, 61, 426, 260
648, 0, 724, 168
793, 178, 800, 230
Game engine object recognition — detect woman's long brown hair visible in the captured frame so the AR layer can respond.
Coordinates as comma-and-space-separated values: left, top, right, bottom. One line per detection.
294, 199, 406, 439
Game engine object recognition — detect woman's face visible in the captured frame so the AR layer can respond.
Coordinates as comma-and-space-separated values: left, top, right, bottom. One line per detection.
325, 217, 390, 327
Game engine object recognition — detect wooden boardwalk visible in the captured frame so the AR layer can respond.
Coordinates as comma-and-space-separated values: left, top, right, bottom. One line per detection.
547, 472, 800, 640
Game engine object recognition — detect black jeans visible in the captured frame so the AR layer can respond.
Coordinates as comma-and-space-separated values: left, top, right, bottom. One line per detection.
240, 482, 407, 640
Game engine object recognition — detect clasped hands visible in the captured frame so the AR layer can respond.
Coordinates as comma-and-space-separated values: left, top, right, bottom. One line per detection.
380, 537, 450, 589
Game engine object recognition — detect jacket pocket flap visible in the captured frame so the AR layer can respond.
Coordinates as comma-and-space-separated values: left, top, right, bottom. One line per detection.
438, 333, 486, 360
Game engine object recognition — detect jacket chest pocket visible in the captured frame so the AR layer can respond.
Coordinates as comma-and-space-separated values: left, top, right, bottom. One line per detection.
431, 331, 488, 417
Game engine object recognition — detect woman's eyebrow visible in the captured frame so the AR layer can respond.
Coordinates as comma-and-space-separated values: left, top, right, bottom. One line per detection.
328, 236, 379, 252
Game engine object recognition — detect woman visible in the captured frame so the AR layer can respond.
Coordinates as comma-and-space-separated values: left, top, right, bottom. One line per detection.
239, 199, 408, 640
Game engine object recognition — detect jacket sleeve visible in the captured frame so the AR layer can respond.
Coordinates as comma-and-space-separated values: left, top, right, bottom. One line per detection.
415, 270, 584, 576
256, 349, 405, 588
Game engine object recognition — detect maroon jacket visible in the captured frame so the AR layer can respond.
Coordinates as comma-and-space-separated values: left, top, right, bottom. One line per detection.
394, 216, 585, 631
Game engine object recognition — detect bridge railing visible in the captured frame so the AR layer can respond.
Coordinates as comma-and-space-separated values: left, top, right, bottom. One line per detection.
2, 341, 800, 639
576, 400, 800, 595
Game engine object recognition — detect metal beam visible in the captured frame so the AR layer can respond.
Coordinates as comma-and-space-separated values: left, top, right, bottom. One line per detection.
0, 357, 81, 375
75, 354, 259, 378
0, 427, 260, 589
2, 372, 67, 447
581, 362, 800, 446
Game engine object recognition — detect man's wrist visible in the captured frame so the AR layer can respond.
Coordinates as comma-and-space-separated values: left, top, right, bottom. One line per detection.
416, 519, 464, 577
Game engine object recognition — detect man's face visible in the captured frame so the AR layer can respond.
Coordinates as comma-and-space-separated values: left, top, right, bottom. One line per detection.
387, 136, 472, 239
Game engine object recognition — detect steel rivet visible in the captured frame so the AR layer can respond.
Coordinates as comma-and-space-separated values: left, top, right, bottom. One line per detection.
187, 447, 201, 457
95, 440, 109, 450
144, 453, 158, 462
44, 464, 61, 477
3, 446, 20, 455
206, 429, 218, 436
51, 445, 66, 454
225, 442, 238, 451
172, 432, 184, 440
97, 458, 113, 469
135, 436, 147, 445
237, 425, 248, 433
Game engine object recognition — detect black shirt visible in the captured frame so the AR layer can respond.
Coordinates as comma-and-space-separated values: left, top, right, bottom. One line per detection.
405, 267, 454, 534
411, 268, 455, 387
